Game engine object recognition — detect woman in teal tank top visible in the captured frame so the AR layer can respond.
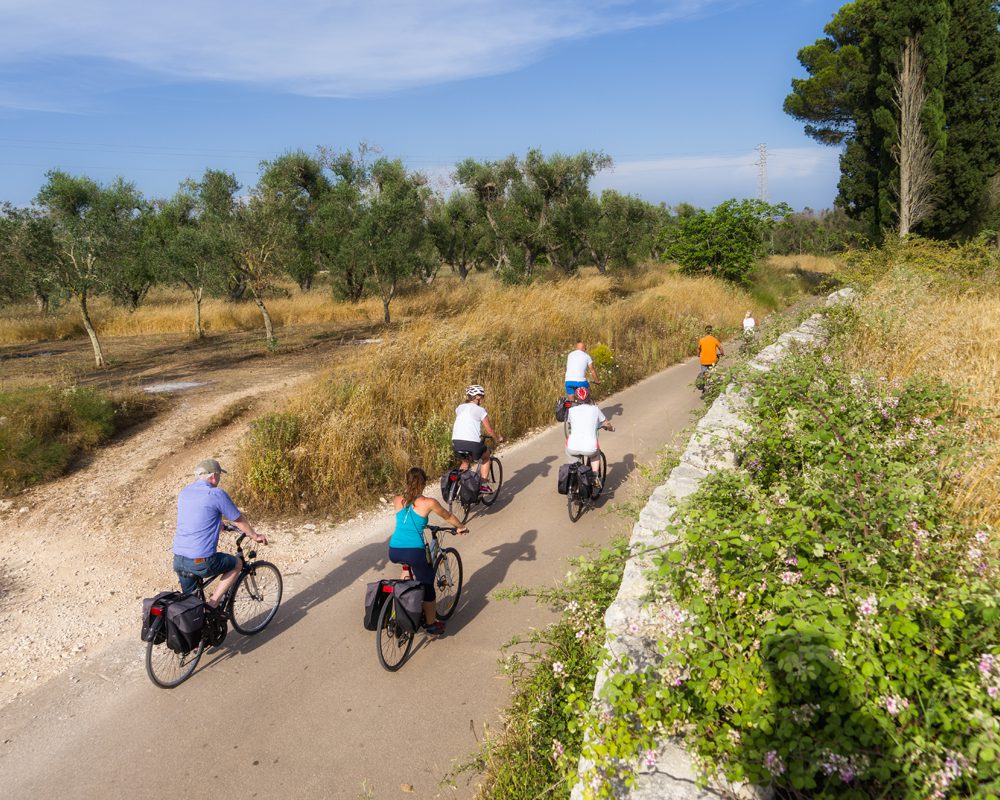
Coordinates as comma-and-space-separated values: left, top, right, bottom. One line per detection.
388, 467, 468, 635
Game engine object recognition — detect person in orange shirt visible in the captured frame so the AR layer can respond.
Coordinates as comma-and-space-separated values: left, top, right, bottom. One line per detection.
697, 325, 724, 378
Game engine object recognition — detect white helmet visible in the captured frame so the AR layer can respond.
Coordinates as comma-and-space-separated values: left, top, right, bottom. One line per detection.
465, 384, 486, 398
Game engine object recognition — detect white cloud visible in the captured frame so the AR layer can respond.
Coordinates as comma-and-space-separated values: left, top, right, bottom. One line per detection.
0, 1, 724, 97
591, 147, 841, 209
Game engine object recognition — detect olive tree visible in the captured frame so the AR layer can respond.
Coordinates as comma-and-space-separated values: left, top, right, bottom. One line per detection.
35, 171, 145, 367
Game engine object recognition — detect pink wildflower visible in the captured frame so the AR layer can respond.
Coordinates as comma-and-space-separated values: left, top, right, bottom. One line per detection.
763, 751, 786, 777
858, 595, 878, 617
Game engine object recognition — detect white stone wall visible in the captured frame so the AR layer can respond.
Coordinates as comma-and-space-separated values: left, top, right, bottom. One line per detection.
572, 289, 855, 800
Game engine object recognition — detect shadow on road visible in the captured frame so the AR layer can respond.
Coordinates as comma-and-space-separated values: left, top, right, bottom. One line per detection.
447, 529, 538, 634
479, 455, 558, 516
198, 540, 390, 668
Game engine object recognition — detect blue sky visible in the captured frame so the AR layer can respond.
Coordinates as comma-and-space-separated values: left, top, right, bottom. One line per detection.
0, 0, 845, 210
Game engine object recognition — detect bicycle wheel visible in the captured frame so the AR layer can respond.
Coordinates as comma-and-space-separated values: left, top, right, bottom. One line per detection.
480, 457, 503, 507
593, 451, 608, 498
433, 547, 463, 620
376, 596, 414, 671
445, 471, 460, 516
567, 475, 585, 522
230, 561, 283, 635
145, 626, 205, 689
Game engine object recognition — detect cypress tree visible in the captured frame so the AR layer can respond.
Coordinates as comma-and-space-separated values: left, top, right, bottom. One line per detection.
784, 0, 1000, 240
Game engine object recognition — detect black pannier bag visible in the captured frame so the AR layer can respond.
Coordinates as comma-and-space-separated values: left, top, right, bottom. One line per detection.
165, 594, 206, 653
440, 470, 460, 502
554, 397, 574, 422
575, 464, 594, 498
364, 579, 393, 631
557, 463, 576, 495
458, 469, 482, 505
141, 591, 184, 644
393, 580, 426, 633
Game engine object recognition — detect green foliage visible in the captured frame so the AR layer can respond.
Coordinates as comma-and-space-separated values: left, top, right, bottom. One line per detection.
785, 0, 1000, 240
0, 386, 158, 495
577, 346, 999, 798
456, 149, 633, 280
662, 199, 792, 284
471, 541, 629, 800
842, 234, 1000, 291
240, 413, 302, 510
770, 208, 869, 255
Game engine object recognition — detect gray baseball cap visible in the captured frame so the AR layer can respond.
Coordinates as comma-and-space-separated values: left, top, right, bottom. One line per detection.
194, 458, 227, 476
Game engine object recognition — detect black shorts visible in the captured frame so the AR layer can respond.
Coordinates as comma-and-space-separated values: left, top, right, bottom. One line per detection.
388, 547, 436, 600
452, 439, 486, 461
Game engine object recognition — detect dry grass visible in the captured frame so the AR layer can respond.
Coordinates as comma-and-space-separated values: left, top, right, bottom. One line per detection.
767, 254, 843, 274
0, 282, 376, 344
840, 268, 1000, 528
231, 267, 768, 515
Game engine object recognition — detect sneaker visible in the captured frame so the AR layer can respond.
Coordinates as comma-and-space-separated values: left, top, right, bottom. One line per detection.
479, 483, 494, 494
592, 476, 603, 491
423, 620, 447, 636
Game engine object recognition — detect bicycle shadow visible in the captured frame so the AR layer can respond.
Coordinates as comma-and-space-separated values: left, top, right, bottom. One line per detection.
477, 455, 558, 516
446, 529, 538, 634
594, 451, 638, 507
197, 540, 391, 667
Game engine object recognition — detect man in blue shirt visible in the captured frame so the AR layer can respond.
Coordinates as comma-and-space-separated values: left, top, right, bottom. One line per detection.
173, 458, 267, 607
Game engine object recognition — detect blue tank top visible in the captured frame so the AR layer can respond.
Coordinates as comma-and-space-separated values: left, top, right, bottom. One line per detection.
389, 505, 428, 550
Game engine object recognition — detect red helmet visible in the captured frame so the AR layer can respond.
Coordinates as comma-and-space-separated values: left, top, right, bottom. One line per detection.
574, 386, 590, 402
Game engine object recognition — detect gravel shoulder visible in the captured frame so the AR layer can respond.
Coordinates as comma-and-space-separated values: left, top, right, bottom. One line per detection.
0, 335, 363, 707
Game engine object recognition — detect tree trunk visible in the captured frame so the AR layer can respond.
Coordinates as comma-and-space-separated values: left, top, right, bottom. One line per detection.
382, 296, 391, 324
894, 35, 936, 236
193, 287, 204, 339
77, 291, 106, 368
253, 296, 275, 343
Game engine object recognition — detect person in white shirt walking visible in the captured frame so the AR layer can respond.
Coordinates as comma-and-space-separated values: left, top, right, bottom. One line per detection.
565, 386, 614, 489
451, 385, 504, 488
743, 311, 757, 339
565, 341, 599, 397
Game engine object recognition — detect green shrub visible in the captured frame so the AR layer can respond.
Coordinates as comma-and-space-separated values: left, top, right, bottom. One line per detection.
470, 541, 629, 800
578, 350, 999, 798
0, 385, 157, 494
240, 413, 302, 509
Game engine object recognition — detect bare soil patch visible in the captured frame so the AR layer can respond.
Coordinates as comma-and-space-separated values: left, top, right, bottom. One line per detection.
0, 322, 379, 706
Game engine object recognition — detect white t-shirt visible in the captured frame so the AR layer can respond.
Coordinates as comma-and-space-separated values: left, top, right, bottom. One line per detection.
565, 350, 593, 382
452, 403, 488, 442
743, 317, 756, 332
566, 404, 606, 453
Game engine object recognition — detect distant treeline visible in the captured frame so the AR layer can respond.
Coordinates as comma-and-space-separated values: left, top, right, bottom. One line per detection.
0, 146, 861, 367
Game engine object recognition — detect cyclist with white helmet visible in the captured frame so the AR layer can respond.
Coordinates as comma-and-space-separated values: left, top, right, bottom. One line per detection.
451, 385, 504, 489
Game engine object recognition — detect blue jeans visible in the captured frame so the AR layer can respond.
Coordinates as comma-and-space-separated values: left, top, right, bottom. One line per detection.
173, 552, 239, 594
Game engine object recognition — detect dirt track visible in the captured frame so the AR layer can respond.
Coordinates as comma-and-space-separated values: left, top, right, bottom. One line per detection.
0, 330, 368, 707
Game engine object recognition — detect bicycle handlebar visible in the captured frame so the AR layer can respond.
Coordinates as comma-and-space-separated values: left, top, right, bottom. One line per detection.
426, 525, 460, 535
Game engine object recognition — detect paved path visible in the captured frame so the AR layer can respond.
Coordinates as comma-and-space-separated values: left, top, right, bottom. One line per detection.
0, 358, 703, 800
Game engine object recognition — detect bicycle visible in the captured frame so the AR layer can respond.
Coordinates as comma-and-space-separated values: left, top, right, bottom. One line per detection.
695, 361, 720, 397
377, 525, 463, 672
566, 450, 608, 522
145, 527, 283, 688
444, 434, 503, 523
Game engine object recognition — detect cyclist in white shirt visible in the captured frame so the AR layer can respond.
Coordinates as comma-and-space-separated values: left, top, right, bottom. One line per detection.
565, 387, 614, 487
565, 341, 599, 396
451, 385, 504, 488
